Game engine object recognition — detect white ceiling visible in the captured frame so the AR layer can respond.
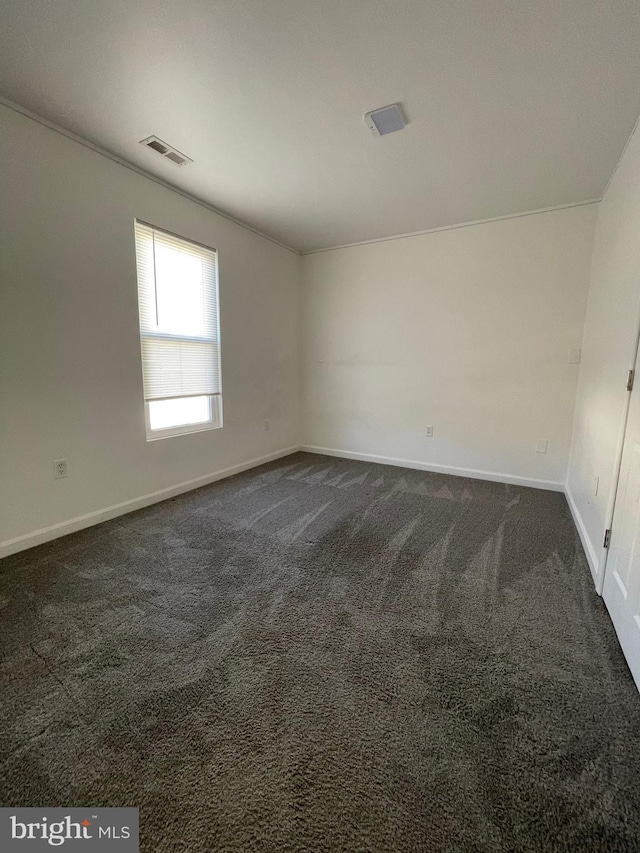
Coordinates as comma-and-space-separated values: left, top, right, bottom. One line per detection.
1, 0, 640, 252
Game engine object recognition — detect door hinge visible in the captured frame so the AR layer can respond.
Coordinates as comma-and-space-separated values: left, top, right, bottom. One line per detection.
627, 369, 634, 392
603, 529, 611, 549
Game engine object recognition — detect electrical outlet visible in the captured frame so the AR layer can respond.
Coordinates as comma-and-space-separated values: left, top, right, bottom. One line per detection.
264, 419, 270, 431
535, 440, 549, 454
425, 425, 433, 438
54, 459, 68, 479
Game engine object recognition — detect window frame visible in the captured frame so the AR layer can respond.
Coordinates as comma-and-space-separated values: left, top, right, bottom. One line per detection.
144, 394, 223, 441
134, 220, 223, 441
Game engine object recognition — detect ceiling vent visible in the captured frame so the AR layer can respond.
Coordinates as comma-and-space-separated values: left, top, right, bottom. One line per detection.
364, 104, 406, 137
139, 136, 193, 166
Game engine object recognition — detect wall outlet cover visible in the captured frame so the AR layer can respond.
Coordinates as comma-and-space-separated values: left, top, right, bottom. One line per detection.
54, 459, 68, 479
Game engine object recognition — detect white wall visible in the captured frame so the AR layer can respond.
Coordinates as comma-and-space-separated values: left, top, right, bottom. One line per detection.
0, 105, 300, 555
0, 102, 615, 562
301, 205, 597, 488
567, 119, 640, 584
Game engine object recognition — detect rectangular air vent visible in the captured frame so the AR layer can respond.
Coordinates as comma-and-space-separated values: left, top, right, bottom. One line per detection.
139, 136, 193, 166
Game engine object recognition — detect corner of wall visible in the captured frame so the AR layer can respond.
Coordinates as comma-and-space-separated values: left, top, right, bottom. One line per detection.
294, 251, 305, 448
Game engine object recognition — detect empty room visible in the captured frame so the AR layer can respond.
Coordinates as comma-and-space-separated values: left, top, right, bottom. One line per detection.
2, 1, 640, 850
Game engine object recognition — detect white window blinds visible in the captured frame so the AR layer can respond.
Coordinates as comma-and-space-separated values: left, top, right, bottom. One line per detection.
134, 221, 221, 402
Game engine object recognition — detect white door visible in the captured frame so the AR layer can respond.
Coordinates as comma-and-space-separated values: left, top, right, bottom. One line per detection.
603, 367, 640, 691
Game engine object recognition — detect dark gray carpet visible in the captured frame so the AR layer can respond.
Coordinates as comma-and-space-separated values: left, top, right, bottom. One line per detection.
1, 452, 640, 851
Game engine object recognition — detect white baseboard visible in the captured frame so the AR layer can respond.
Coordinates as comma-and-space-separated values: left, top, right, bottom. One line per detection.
563, 484, 601, 591
300, 445, 564, 492
0, 446, 301, 560
2, 444, 590, 570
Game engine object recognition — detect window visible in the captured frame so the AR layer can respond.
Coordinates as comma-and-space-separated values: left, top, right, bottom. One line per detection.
134, 221, 222, 439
